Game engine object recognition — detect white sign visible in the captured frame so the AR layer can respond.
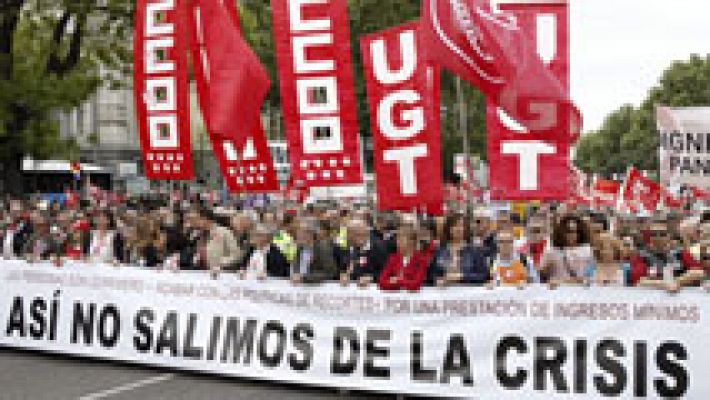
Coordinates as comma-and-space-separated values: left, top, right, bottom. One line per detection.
0, 260, 707, 399
657, 106, 710, 189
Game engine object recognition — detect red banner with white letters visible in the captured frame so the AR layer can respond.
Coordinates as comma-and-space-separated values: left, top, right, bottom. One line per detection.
486, 0, 572, 200
187, 0, 279, 192
134, 0, 194, 180
361, 23, 444, 215
271, 0, 363, 188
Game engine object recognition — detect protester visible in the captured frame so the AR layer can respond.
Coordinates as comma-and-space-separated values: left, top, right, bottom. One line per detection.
291, 220, 339, 284
638, 217, 703, 292
541, 214, 595, 286
241, 224, 289, 280
2, 201, 32, 258
619, 235, 649, 286
590, 233, 625, 286
88, 210, 122, 264
516, 215, 549, 281
489, 230, 531, 287
340, 218, 388, 288
430, 213, 490, 287
379, 223, 430, 291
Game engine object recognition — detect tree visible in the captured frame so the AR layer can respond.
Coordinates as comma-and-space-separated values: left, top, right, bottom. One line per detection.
0, 0, 134, 192
575, 54, 710, 176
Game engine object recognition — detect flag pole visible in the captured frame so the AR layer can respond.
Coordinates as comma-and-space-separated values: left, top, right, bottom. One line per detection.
455, 76, 473, 212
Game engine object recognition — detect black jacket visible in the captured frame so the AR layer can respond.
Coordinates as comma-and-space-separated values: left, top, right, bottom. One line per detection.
241, 244, 290, 278
344, 239, 389, 281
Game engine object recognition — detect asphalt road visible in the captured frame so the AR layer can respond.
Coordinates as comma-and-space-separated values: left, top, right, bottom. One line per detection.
0, 348, 397, 400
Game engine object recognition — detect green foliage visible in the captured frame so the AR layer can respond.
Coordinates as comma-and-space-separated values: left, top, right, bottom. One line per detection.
575, 54, 710, 176
0, 0, 134, 163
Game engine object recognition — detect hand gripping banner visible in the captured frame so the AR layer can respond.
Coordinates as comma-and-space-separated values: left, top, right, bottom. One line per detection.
271, 0, 364, 188
361, 22, 444, 215
187, 0, 279, 192
134, 0, 195, 180
486, 0, 574, 200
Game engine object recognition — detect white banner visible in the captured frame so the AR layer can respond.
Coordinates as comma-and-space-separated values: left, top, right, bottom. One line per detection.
0, 260, 707, 399
657, 106, 710, 190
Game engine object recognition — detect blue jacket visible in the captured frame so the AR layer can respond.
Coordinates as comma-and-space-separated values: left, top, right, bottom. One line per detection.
429, 244, 491, 285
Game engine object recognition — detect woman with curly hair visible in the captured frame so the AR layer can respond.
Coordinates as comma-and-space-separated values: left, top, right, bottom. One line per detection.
540, 214, 596, 286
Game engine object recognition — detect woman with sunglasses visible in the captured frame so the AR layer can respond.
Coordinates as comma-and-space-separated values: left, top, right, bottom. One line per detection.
540, 214, 595, 287
638, 218, 704, 293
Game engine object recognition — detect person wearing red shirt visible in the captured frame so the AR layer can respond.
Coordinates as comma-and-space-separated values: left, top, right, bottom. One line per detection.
379, 223, 430, 292
619, 236, 649, 286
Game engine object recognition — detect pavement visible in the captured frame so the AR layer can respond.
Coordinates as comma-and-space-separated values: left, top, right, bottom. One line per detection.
0, 348, 397, 400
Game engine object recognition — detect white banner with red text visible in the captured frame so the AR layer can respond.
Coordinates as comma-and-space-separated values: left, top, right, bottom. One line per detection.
0, 260, 707, 399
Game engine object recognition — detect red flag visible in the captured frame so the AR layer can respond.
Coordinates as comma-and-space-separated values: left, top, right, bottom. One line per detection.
188, 0, 279, 193
420, 0, 581, 137
271, 0, 364, 188
662, 188, 683, 209
192, 0, 270, 140
361, 22, 444, 215
620, 168, 661, 213
134, 0, 194, 180
484, 1, 574, 201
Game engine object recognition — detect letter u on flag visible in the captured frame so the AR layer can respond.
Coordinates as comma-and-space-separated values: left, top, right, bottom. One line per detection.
361, 22, 444, 215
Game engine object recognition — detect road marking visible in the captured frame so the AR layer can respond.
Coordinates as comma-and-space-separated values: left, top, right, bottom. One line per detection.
77, 373, 175, 400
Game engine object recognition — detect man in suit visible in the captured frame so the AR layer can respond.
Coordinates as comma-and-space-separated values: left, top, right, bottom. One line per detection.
291, 220, 339, 284
340, 219, 389, 288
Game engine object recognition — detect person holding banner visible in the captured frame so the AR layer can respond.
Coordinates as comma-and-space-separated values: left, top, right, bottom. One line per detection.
488, 230, 531, 288
541, 214, 596, 287
88, 210, 122, 265
378, 223, 432, 292
589, 233, 625, 286
516, 215, 549, 282
290, 220, 339, 285
430, 214, 490, 287
241, 224, 289, 280
340, 219, 388, 288
638, 218, 704, 292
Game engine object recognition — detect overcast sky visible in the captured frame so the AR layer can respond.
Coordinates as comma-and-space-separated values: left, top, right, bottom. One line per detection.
567, 0, 710, 131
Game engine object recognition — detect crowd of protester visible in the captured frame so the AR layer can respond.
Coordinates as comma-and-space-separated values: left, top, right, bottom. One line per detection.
1, 195, 708, 293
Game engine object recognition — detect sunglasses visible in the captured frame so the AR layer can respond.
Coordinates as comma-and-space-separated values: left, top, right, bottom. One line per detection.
650, 231, 668, 238
529, 228, 543, 234
702, 255, 710, 261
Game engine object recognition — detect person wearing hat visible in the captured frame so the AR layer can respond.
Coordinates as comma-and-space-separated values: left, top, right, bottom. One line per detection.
290, 220, 339, 284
